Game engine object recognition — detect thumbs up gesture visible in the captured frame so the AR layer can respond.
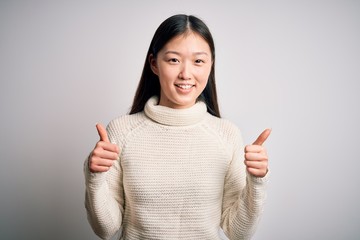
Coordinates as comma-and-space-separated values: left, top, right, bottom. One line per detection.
89, 123, 120, 173
244, 129, 271, 178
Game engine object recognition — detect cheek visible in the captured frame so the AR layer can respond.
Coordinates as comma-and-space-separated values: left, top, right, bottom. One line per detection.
158, 66, 178, 82
158, 73, 176, 91
196, 67, 211, 84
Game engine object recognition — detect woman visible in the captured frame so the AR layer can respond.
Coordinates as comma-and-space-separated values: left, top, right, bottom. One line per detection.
85, 14, 270, 240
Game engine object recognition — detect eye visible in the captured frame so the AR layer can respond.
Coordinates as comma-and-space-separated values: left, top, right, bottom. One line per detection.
168, 58, 179, 63
195, 59, 205, 64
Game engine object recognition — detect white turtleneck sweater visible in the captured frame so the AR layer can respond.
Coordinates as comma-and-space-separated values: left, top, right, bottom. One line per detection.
84, 96, 267, 240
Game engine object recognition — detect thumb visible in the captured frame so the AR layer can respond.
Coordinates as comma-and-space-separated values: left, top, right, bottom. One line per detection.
96, 123, 110, 143
252, 128, 271, 146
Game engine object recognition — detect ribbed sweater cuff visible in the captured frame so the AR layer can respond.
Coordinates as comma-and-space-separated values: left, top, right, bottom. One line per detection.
247, 170, 270, 185
84, 155, 106, 188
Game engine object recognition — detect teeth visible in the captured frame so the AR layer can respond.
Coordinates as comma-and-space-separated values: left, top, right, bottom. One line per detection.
176, 84, 193, 89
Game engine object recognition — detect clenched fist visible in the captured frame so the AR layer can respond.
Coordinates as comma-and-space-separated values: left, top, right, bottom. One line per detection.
244, 129, 271, 178
89, 123, 120, 173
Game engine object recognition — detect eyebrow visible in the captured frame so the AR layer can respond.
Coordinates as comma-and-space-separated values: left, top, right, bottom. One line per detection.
164, 51, 209, 56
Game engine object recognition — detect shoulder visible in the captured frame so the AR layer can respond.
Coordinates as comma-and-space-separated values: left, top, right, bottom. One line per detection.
203, 113, 241, 136
106, 112, 148, 145
202, 113, 243, 146
107, 112, 147, 129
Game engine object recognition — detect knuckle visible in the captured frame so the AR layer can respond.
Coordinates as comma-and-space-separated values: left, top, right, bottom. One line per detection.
92, 148, 101, 156
89, 156, 95, 165
95, 141, 103, 148
89, 162, 96, 171
90, 158, 98, 166
261, 162, 268, 169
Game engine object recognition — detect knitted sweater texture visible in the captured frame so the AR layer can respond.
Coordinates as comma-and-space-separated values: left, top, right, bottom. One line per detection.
84, 96, 267, 240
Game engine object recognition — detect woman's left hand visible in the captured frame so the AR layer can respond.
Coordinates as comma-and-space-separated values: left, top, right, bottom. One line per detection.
244, 129, 271, 178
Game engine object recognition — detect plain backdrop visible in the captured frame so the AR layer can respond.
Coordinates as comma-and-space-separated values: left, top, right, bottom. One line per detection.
1, 1, 359, 239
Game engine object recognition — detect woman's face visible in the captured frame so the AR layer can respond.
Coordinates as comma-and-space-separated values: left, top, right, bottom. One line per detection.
150, 32, 212, 109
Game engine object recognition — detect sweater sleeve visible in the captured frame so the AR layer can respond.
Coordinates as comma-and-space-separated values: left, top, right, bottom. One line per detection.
220, 129, 268, 240
84, 121, 125, 240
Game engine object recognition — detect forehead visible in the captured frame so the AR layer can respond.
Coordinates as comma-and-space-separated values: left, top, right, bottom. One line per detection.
162, 32, 211, 54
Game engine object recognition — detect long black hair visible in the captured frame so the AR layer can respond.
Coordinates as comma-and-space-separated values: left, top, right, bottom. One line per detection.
130, 14, 220, 117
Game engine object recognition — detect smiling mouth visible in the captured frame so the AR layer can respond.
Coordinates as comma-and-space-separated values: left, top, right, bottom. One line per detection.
175, 84, 194, 90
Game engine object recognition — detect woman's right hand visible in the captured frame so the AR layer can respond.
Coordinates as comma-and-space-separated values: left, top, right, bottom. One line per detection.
89, 123, 120, 173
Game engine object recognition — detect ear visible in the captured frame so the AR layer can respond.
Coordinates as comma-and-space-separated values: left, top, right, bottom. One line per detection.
149, 54, 159, 76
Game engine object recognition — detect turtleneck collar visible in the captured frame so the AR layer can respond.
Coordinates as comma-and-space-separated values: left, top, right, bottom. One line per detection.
144, 96, 207, 126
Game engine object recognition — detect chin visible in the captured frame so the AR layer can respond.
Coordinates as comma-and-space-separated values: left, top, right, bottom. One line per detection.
177, 100, 197, 108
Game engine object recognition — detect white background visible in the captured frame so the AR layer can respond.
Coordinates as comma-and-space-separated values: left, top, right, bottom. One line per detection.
1, 1, 359, 239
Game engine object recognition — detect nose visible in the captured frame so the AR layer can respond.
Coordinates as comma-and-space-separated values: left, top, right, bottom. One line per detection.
178, 62, 191, 80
